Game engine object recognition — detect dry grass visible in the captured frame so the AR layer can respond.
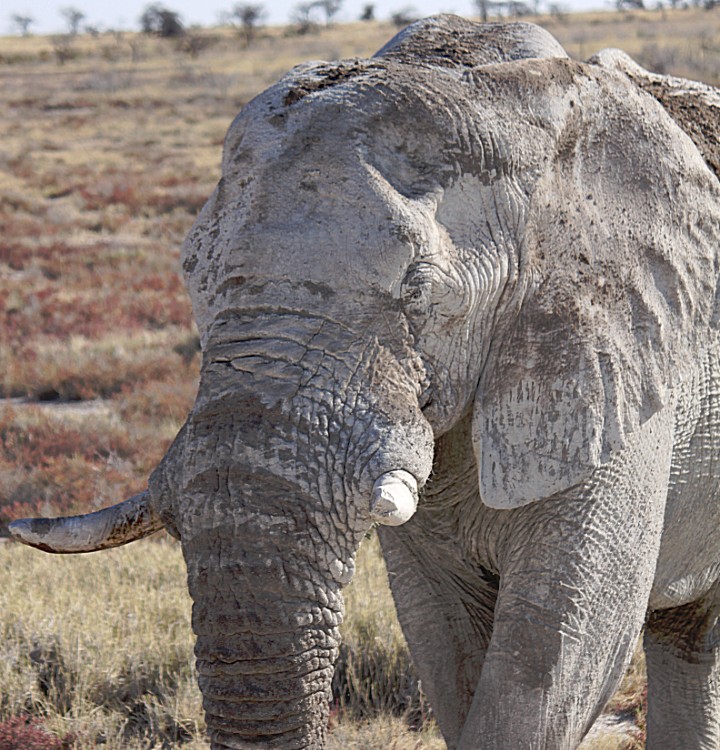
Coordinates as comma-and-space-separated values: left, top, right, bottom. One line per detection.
0, 385, 196, 530
333, 533, 429, 723
0, 534, 436, 749
0, 538, 200, 749
326, 715, 446, 749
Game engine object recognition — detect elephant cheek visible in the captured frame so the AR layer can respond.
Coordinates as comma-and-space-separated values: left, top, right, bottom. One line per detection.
182, 528, 343, 749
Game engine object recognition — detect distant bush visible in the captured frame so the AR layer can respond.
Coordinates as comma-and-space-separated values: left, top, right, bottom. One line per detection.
390, 7, 419, 28
139, 4, 185, 37
177, 31, 218, 57
229, 3, 267, 45
50, 36, 79, 65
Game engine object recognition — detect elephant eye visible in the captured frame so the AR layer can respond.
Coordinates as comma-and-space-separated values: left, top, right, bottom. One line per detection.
400, 262, 435, 316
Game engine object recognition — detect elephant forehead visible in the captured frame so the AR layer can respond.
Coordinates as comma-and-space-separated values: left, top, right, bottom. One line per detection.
249, 161, 419, 284
182, 56, 550, 339
198, 111, 451, 296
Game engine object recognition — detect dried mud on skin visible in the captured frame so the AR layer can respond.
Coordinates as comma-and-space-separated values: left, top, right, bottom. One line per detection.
636, 79, 720, 182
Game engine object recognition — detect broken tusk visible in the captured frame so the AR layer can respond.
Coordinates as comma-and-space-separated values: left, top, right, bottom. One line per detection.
370, 470, 419, 526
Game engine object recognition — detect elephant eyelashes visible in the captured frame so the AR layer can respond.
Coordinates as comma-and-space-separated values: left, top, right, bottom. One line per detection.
401, 260, 473, 325
400, 262, 436, 317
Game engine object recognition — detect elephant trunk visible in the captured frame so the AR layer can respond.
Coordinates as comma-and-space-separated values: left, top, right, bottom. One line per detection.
165, 311, 434, 747
184, 519, 344, 749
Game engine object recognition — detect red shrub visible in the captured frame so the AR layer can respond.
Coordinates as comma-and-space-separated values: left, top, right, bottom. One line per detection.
0, 716, 72, 750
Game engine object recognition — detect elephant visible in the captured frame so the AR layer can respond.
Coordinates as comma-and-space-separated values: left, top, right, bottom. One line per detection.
10, 13, 720, 750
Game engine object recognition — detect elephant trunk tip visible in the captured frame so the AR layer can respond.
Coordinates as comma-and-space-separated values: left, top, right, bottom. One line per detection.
8, 491, 164, 554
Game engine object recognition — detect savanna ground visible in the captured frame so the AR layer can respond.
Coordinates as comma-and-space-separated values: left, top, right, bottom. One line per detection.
1, 7, 719, 747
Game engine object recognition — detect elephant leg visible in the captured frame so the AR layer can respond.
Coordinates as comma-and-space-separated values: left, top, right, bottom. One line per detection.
379, 522, 499, 749
644, 581, 720, 750
457, 416, 672, 749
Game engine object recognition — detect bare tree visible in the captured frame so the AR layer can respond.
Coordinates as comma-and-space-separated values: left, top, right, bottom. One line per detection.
507, 0, 532, 15
474, 0, 533, 18
60, 6, 85, 35
315, 0, 342, 24
474, 0, 489, 20
290, 2, 320, 33
10, 14, 34, 35
230, 3, 266, 45
290, 0, 341, 31
547, 2, 568, 18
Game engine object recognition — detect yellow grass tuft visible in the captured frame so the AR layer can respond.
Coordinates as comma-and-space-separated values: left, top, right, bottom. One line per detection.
0, 538, 199, 748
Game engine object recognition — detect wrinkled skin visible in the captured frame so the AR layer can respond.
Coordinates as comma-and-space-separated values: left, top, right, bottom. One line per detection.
11, 15, 720, 750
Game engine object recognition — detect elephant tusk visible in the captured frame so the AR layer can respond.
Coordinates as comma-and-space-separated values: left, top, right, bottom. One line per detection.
8, 491, 164, 554
370, 470, 419, 526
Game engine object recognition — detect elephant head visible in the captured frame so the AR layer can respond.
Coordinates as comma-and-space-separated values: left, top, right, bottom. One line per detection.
11, 14, 719, 749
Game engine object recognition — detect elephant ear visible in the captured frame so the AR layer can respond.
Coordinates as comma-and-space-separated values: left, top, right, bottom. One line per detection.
472, 59, 720, 509
588, 47, 720, 184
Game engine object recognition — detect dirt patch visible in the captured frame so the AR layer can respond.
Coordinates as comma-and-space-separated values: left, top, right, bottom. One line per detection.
581, 711, 641, 747
4, 396, 116, 423
377, 16, 567, 70
283, 60, 383, 107
382, 29, 498, 70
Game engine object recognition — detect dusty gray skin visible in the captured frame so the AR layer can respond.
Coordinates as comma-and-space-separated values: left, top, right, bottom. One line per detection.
10, 15, 720, 749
